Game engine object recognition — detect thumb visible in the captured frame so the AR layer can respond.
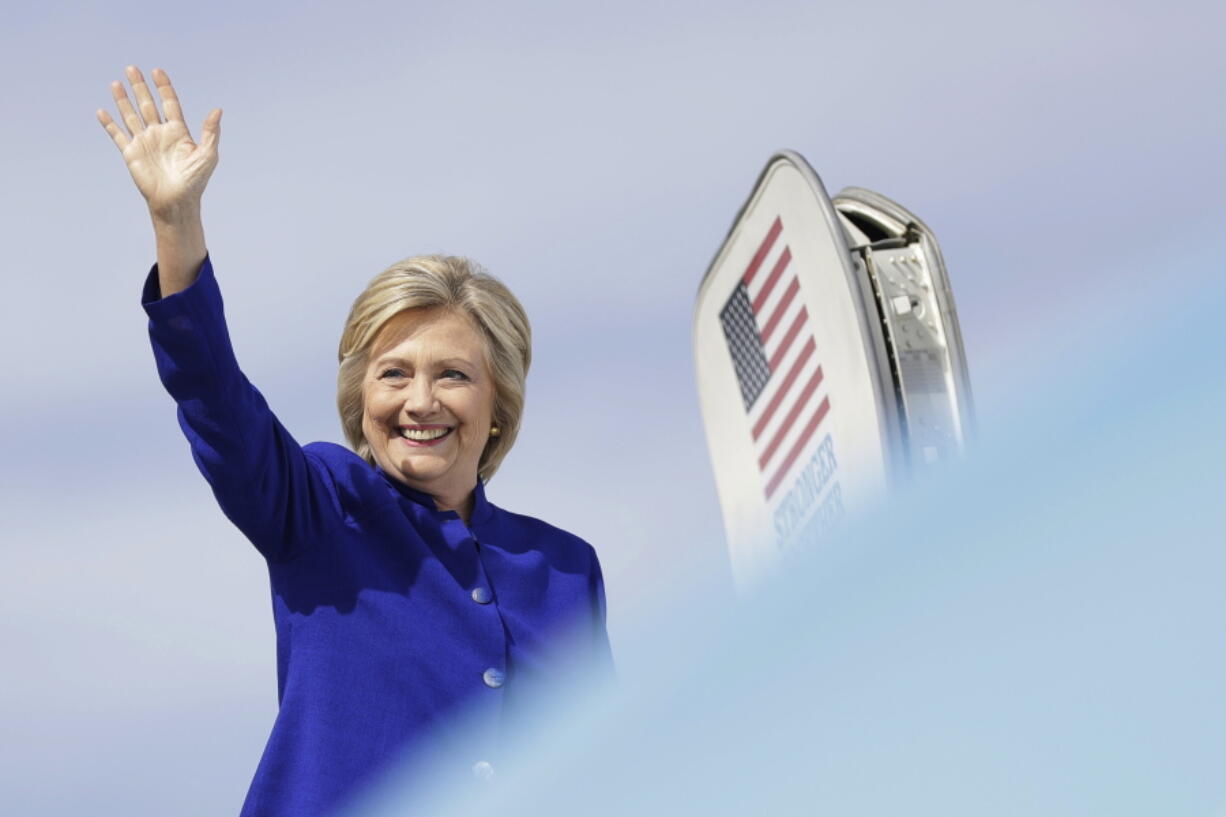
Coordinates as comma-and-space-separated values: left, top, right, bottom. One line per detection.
199, 108, 222, 152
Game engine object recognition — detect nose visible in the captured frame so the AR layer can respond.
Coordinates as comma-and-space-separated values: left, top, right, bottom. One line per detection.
403, 375, 440, 417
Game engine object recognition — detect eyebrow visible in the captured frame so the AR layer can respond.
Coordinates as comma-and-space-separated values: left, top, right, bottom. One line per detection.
372, 355, 480, 370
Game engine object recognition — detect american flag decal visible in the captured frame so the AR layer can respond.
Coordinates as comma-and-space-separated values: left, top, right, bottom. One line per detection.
720, 216, 831, 499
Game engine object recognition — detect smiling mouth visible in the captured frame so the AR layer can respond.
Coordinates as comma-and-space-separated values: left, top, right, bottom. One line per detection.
399, 426, 453, 446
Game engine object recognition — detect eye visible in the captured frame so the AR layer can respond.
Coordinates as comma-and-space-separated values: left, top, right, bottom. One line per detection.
441, 369, 469, 381
378, 367, 406, 380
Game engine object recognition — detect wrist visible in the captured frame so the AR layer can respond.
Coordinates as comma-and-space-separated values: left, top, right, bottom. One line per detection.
149, 199, 203, 229
150, 203, 208, 298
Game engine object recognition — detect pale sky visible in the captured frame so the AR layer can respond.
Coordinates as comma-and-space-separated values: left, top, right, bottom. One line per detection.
2, 1, 1224, 814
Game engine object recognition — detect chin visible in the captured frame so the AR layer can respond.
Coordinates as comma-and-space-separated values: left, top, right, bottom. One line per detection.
394, 455, 450, 483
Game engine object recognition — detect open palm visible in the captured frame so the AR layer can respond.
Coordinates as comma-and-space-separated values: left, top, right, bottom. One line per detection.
97, 66, 221, 217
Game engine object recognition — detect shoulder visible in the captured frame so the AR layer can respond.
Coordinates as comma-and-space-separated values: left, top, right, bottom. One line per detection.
302, 441, 387, 501
488, 504, 600, 571
493, 505, 592, 548
303, 440, 368, 470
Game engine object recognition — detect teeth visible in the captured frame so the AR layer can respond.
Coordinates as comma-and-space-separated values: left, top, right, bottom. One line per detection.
401, 427, 450, 441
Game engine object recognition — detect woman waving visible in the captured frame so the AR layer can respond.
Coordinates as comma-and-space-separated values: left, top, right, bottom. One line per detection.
98, 66, 613, 817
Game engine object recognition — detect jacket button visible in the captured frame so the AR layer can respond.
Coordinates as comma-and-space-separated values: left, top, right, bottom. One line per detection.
471, 586, 492, 604
483, 668, 506, 688
472, 760, 494, 780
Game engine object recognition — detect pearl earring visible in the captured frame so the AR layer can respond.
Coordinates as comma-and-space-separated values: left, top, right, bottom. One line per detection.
489, 426, 501, 437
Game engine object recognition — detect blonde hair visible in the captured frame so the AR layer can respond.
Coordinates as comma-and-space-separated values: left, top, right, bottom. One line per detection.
337, 254, 531, 482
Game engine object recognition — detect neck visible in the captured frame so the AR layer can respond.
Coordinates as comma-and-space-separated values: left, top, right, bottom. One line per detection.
432, 485, 476, 524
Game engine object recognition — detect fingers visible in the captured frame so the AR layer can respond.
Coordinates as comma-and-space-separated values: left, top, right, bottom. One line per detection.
126, 66, 162, 130
95, 108, 130, 151
110, 74, 144, 137
151, 68, 186, 125
199, 108, 223, 153
99, 66, 216, 156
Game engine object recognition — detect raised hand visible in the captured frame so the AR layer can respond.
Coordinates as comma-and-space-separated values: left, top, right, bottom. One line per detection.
97, 66, 221, 219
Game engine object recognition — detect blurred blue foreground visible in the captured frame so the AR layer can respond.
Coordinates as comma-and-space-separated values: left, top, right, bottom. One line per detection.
350, 272, 1226, 816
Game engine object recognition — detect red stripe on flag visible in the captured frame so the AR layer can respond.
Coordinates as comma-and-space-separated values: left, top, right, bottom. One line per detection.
741, 217, 783, 285
751, 247, 792, 313
768, 306, 809, 371
751, 338, 815, 441
764, 396, 832, 499
759, 275, 798, 345
757, 366, 825, 470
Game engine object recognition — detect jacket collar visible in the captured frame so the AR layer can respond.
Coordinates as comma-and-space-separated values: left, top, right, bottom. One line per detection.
377, 468, 493, 525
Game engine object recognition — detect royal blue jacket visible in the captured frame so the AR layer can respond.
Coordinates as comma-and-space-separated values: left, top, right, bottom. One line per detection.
142, 256, 613, 817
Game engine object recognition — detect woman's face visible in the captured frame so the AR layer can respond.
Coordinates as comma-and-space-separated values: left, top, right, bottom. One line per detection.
362, 306, 496, 507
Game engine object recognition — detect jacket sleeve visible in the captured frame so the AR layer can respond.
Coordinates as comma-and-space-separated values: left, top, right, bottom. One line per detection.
142, 255, 343, 562
588, 544, 617, 679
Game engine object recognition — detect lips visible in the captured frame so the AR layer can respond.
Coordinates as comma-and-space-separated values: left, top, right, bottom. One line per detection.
399, 426, 453, 447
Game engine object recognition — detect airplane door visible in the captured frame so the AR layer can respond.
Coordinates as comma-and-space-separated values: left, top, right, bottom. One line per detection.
694, 151, 972, 588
